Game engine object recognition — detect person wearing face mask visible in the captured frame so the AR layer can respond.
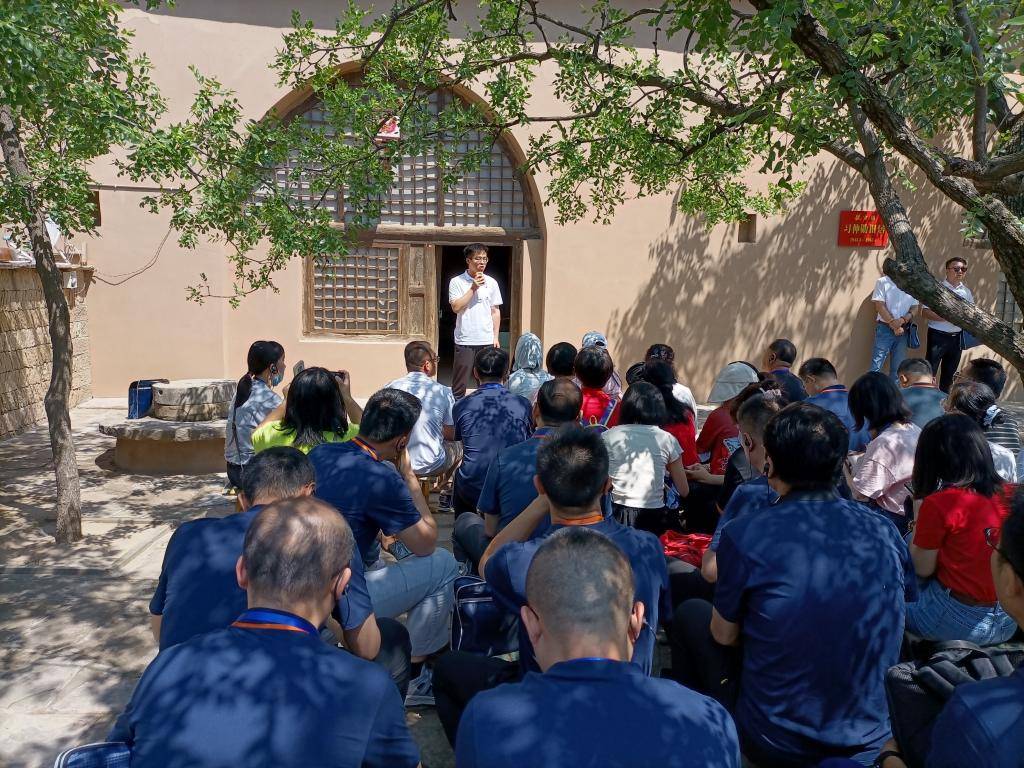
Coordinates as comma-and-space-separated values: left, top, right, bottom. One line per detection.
670, 404, 916, 768
310, 388, 459, 708
225, 340, 286, 489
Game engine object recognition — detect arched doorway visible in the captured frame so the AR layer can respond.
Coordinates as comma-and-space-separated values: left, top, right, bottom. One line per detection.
271, 84, 544, 383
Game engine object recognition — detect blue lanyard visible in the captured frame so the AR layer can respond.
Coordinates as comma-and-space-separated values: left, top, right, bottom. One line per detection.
232, 609, 319, 637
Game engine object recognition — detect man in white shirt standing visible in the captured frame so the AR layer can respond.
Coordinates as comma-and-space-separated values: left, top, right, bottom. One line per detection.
923, 257, 975, 392
387, 340, 462, 481
870, 274, 919, 382
449, 243, 502, 400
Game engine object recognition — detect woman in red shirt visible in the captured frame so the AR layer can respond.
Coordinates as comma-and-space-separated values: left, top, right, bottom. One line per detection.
643, 360, 699, 465
907, 414, 1017, 645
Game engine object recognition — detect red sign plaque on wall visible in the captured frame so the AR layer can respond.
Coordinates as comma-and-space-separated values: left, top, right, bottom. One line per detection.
838, 210, 889, 248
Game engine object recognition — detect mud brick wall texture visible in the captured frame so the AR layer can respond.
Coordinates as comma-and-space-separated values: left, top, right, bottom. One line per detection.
0, 268, 91, 439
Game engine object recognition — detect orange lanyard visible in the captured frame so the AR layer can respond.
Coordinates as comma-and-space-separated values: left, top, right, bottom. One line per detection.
558, 512, 606, 527
351, 437, 380, 462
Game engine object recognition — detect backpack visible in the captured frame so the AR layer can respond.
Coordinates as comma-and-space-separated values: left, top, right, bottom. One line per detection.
885, 640, 1024, 767
450, 575, 519, 657
582, 397, 618, 434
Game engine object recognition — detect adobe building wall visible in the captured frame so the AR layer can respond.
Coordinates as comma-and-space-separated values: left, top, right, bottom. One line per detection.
0, 267, 92, 439
81, 2, 1019, 402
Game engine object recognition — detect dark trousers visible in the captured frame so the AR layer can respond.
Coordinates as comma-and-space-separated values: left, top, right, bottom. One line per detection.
611, 502, 672, 536
926, 328, 963, 392
324, 617, 412, 698
452, 343, 490, 399
667, 557, 716, 607
680, 481, 721, 534
375, 618, 413, 699
452, 476, 479, 516
434, 650, 519, 746
452, 512, 491, 572
668, 599, 741, 711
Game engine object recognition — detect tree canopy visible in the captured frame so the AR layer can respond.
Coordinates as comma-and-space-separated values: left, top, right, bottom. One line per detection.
133, 0, 1024, 372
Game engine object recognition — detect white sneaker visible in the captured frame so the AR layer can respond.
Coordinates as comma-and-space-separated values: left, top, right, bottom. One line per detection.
404, 666, 435, 707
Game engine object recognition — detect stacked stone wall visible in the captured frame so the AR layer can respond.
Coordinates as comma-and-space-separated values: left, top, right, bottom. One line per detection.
0, 267, 91, 439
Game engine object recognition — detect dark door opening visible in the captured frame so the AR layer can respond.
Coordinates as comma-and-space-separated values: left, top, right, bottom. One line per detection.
437, 244, 513, 386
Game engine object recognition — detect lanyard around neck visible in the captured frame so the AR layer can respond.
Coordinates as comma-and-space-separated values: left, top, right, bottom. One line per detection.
556, 512, 605, 527
231, 609, 319, 638
351, 437, 381, 462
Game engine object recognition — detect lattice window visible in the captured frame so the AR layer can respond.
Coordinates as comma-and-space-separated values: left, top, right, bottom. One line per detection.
311, 246, 400, 332
280, 87, 534, 231
273, 105, 339, 218
996, 275, 1023, 332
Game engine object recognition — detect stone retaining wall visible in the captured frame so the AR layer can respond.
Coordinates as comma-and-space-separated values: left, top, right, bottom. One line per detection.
0, 267, 92, 439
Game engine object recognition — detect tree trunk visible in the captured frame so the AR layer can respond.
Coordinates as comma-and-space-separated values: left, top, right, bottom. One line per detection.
0, 105, 83, 544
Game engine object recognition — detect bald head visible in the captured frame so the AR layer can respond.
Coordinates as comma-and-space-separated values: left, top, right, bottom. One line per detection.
242, 497, 353, 605
536, 378, 583, 425
526, 528, 634, 642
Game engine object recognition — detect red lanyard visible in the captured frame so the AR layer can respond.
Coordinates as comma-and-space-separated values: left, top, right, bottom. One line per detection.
351, 437, 380, 462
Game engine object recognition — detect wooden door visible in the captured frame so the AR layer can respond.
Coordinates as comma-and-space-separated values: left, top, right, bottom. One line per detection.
402, 243, 438, 348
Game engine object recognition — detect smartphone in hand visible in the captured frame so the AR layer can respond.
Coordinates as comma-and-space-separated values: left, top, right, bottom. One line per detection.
293, 360, 305, 377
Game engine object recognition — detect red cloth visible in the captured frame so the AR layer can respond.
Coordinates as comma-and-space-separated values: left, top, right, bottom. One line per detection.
661, 420, 699, 467
696, 405, 738, 475
913, 486, 1010, 603
580, 388, 620, 428
660, 531, 712, 567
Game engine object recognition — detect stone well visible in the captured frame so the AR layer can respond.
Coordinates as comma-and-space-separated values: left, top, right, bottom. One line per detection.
99, 378, 234, 474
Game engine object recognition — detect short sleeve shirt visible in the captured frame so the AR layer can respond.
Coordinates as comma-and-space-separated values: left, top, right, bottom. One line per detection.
476, 429, 549, 536
927, 280, 974, 333
710, 474, 777, 550
484, 518, 670, 675
901, 385, 946, 429
806, 386, 871, 452
913, 487, 1009, 602
449, 271, 502, 345
768, 369, 808, 403
251, 420, 359, 454
310, 441, 423, 564
602, 424, 682, 508
456, 659, 741, 768
109, 624, 419, 768
851, 422, 921, 515
872, 276, 918, 321
696, 405, 740, 475
386, 373, 456, 475
150, 505, 374, 648
225, 379, 283, 464
453, 384, 533, 505
714, 492, 916, 761
928, 668, 1024, 768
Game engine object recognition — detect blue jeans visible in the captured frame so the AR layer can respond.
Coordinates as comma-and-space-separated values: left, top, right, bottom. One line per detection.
365, 548, 458, 657
905, 578, 1018, 646
870, 322, 908, 381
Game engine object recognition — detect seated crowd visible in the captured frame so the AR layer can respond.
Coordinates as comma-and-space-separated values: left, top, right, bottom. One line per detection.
108, 331, 1024, 768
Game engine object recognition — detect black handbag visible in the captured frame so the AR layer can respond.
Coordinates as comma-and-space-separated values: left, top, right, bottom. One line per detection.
885, 641, 1024, 767
906, 322, 921, 350
450, 575, 520, 656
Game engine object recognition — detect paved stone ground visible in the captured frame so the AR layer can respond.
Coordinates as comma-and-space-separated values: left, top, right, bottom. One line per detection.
0, 401, 454, 768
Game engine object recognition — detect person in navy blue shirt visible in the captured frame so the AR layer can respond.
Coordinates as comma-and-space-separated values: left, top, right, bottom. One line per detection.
879, 489, 1024, 768
452, 378, 583, 569
760, 338, 807, 402
434, 424, 670, 745
456, 527, 740, 768
148, 447, 410, 692
311, 388, 457, 704
111, 497, 419, 768
798, 357, 871, 451
896, 357, 945, 429
451, 346, 533, 514
673, 403, 916, 767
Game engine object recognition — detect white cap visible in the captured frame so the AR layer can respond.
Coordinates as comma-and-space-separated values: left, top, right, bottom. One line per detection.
707, 362, 759, 404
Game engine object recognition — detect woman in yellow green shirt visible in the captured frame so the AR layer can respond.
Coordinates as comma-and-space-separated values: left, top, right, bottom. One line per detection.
253, 366, 363, 454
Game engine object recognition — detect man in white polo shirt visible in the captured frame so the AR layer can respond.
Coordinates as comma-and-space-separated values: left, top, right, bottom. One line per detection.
923, 256, 975, 392
387, 340, 462, 480
448, 243, 502, 399
869, 274, 918, 381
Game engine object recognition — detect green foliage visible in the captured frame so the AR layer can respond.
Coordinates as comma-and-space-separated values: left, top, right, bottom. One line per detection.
0, 0, 165, 241
124, 0, 1024, 300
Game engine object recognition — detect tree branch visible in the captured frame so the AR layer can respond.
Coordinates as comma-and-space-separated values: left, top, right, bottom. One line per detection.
952, 0, 988, 163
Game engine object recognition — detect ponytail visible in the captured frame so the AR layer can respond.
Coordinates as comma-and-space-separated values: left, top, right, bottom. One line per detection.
642, 360, 692, 425
233, 340, 285, 411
